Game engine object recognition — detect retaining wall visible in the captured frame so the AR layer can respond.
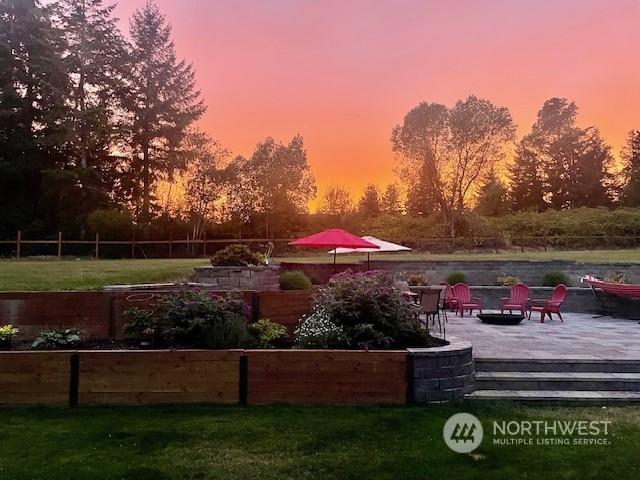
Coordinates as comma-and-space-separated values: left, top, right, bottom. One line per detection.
0, 349, 429, 406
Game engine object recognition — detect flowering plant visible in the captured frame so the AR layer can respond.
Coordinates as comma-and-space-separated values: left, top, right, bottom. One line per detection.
305, 270, 425, 349
294, 308, 349, 348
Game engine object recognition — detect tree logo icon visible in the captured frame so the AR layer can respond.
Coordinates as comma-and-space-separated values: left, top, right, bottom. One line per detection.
443, 413, 484, 453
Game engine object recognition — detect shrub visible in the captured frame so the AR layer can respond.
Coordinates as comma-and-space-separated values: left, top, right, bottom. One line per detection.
496, 273, 522, 286
32, 328, 82, 350
309, 270, 426, 349
248, 319, 290, 348
294, 308, 349, 349
0, 325, 18, 350
156, 290, 250, 349
407, 274, 427, 286
447, 271, 467, 285
280, 270, 312, 290
542, 271, 571, 287
123, 308, 158, 343
210, 244, 266, 266
87, 208, 132, 239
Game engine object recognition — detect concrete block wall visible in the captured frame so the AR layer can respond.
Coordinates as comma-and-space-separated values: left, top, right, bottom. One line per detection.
409, 340, 475, 402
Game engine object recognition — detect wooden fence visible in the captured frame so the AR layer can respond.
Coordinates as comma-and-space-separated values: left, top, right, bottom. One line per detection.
2, 230, 640, 259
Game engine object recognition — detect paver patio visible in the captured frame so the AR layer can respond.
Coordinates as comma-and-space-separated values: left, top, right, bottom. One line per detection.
443, 311, 640, 360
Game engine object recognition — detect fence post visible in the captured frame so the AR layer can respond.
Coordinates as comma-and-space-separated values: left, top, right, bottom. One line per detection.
95, 233, 99, 259
187, 234, 190, 258
203, 229, 207, 257
168, 232, 173, 258
16, 230, 21, 259
520, 233, 524, 253
131, 232, 135, 259
543, 235, 548, 252
57, 231, 62, 260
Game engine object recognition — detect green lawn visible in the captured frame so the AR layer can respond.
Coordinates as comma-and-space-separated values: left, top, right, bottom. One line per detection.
275, 249, 640, 264
0, 259, 205, 291
0, 404, 638, 479
1, 249, 639, 291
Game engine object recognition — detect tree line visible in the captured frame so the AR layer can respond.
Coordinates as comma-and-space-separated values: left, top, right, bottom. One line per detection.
0, 0, 316, 240
2, 0, 639, 241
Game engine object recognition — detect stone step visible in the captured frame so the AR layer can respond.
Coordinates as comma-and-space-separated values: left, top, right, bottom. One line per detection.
476, 371, 640, 391
475, 358, 640, 373
466, 389, 640, 402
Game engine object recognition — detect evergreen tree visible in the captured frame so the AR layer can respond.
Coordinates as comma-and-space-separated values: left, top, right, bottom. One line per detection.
622, 130, 640, 206
358, 184, 381, 217
381, 183, 402, 215
511, 98, 612, 211
475, 169, 508, 216
53, 0, 129, 231
56, 0, 127, 170
509, 139, 547, 211
0, 0, 70, 235
124, 0, 205, 222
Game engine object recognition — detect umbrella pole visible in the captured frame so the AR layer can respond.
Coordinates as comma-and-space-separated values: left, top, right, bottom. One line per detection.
367, 252, 370, 271
333, 248, 336, 273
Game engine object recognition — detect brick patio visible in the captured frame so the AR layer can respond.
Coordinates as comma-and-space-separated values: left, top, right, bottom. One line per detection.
442, 311, 640, 360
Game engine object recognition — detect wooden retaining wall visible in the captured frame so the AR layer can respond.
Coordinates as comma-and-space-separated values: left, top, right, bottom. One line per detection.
0, 349, 407, 406
246, 350, 407, 405
0, 351, 73, 406
78, 350, 242, 405
0, 292, 110, 340
257, 291, 314, 334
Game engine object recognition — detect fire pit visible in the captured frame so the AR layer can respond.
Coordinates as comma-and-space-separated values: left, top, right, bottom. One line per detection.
476, 313, 525, 325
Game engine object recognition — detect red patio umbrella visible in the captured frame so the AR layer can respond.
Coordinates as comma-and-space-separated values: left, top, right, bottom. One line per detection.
289, 228, 378, 271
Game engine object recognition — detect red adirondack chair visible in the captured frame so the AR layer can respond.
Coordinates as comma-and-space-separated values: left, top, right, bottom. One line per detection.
440, 282, 459, 312
500, 283, 530, 315
529, 284, 567, 323
452, 283, 482, 317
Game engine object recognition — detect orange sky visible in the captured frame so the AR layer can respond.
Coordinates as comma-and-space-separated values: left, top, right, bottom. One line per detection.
115, 0, 640, 209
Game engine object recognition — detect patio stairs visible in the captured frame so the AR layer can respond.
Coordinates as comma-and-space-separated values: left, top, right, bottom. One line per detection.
466, 358, 640, 403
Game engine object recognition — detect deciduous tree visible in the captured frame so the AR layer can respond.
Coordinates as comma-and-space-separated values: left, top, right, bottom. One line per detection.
319, 185, 354, 216
392, 96, 515, 236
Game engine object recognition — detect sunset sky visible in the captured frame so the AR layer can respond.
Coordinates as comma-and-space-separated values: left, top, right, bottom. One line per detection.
115, 0, 640, 209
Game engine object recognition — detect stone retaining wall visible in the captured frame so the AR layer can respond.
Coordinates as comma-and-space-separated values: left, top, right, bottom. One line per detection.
369, 259, 640, 286
192, 266, 280, 290
408, 339, 475, 402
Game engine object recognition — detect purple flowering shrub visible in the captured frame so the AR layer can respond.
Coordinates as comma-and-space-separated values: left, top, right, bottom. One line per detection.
312, 270, 426, 349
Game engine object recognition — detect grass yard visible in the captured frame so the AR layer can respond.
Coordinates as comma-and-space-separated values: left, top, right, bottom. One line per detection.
0, 248, 639, 291
0, 259, 205, 291
0, 404, 638, 479
275, 249, 640, 264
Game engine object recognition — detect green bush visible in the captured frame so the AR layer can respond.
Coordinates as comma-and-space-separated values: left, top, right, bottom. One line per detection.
156, 290, 250, 349
0, 325, 18, 350
542, 271, 571, 287
32, 328, 82, 350
210, 244, 266, 266
447, 272, 467, 285
87, 208, 133, 239
280, 270, 312, 290
123, 308, 157, 343
248, 319, 290, 348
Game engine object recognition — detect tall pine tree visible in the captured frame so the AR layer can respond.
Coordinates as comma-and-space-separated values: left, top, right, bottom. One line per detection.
0, 0, 69, 235
123, 0, 205, 222
622, 130, 640, 206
